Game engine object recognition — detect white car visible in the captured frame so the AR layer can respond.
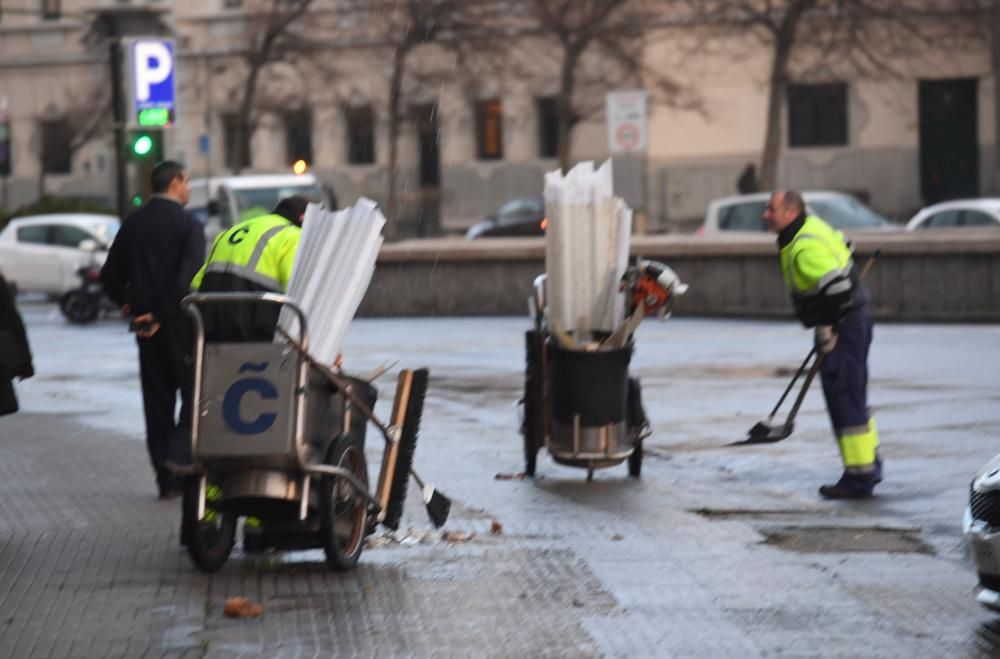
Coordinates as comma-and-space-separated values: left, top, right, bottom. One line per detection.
964, 453, 1000, 611
699, 191, 898, 234
905, 199, 1000, 231
0, 213, 119, 296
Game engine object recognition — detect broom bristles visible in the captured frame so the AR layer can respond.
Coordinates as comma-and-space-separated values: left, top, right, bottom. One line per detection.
382, 368, 429, 530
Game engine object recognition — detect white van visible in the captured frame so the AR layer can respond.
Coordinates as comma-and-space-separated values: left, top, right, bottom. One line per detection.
188, 173, 335, 240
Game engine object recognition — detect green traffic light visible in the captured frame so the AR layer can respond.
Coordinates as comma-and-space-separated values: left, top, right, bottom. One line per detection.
132, 195, 143, 206
132, 134, 154, 156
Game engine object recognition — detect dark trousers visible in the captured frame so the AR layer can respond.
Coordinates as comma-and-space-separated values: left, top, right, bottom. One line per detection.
137, 319, 193, 491
820, 306, 873, 432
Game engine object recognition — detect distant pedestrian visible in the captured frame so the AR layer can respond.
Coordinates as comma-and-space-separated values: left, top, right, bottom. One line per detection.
101, 161, 206, 499
0, 274, 34, 416
737, 163, 759, 194
762, 190, 882, 499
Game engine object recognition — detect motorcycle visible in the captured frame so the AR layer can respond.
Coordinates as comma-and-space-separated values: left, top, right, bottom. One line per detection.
59, 264, 117, 324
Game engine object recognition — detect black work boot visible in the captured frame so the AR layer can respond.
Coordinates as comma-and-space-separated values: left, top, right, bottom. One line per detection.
819, 472, 876, 500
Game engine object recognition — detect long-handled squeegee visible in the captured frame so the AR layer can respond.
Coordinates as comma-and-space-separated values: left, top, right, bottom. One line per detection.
732, 349, 822, 445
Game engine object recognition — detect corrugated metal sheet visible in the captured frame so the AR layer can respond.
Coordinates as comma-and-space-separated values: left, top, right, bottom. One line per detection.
279, 198, 385, 365
544, 160, 632, 337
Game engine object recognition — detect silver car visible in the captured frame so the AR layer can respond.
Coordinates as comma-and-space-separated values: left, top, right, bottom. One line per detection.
905, 199, 1000, 231
699, 191, 898, 234
964, 453, 1000, 611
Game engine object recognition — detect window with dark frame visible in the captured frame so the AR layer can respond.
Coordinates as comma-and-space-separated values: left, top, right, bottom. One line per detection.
346, 105, 375, 165
40, 119, 72, 174
224, 0, 243, 8
285, 109, 313, 166
536, 96, 559, 159
787, 83, 848, 148
222, 113, 251, 170
475, 99, 503, 160
41, 0, 61, 20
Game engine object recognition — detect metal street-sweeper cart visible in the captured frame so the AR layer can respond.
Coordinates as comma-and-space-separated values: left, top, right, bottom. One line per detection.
173, 293, 449, 573
518, 160, 689, 481
520, 259, 687, 480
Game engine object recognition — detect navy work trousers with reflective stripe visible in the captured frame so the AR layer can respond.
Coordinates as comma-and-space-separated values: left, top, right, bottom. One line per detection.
819, 306, 873, 433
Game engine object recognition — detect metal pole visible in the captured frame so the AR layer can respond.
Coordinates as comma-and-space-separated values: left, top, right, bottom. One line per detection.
109, 37, 128, 221
993, 2, 1000, 189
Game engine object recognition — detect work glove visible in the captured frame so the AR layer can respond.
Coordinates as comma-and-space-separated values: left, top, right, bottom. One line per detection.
814, 325, 838, 355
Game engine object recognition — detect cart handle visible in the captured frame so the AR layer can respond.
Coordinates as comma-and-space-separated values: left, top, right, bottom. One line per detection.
182, 292, 309, 352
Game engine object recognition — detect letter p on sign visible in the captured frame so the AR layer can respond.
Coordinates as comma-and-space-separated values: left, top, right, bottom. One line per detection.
134, 41, 173, 102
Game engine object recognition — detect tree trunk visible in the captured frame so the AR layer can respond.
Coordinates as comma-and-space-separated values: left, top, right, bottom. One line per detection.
235, 58, 263, 175
994, 1, 1000, 180
557, 44, 580, 172
385, 44, 408, 240
759, 1, 813, 191
760, 39, 792, 191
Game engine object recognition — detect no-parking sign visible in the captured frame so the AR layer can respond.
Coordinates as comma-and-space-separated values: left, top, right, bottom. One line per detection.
606, 90, 648, 155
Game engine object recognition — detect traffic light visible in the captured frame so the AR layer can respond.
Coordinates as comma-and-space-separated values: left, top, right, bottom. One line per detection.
129, 130, 162, 160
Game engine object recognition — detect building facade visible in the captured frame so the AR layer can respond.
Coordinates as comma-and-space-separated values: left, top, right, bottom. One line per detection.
0, 0, 994, 232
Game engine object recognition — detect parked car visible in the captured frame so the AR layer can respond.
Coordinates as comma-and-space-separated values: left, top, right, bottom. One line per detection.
0, 214, 119, 296
905, 199, 1000, 231
964, 452, 1000, 611
466, 197, 546, 239
699, 191, 897, 234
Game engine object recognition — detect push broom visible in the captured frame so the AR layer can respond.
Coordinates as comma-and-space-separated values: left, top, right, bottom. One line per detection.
278, 328, 450, 529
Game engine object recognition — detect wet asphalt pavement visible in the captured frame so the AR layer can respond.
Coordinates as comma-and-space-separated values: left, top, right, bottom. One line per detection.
2, 303, 999, 657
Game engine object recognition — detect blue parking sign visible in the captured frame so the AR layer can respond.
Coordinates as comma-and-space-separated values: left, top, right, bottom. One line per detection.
127, 38, 176, 127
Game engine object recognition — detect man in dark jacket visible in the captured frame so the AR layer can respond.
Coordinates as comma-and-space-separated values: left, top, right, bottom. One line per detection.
101, 161, 206, 499
0, 274, 34, 416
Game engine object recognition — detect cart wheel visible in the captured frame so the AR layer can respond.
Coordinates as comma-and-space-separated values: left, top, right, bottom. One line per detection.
182, 477, 236, 573
522, 330, 544, 476
320, 433, 369, 571
628, 439, 643, 478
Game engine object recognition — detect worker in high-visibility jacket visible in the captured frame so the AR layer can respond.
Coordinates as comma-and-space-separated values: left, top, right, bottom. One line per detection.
191, 195, 310, 342
762, 190, 882, 499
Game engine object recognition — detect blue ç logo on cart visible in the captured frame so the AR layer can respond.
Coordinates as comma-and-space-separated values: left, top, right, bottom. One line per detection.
223, 363, 279, 434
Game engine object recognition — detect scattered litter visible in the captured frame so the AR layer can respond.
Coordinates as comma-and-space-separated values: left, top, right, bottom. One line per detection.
490, 520, 504, 536
610, 534, 624, 541
364, 528, 439, 549
442, 530, 475, 543
494, 472, 526, 480
223, 597, 263, 618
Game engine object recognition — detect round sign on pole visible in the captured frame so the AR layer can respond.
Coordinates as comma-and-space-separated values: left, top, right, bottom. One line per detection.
606, 90, 648, 155
615, 123, 641, 152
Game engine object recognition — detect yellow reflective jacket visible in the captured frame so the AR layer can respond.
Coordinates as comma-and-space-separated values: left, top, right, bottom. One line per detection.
192, 214, 300, 292
778, 214, 862, 327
